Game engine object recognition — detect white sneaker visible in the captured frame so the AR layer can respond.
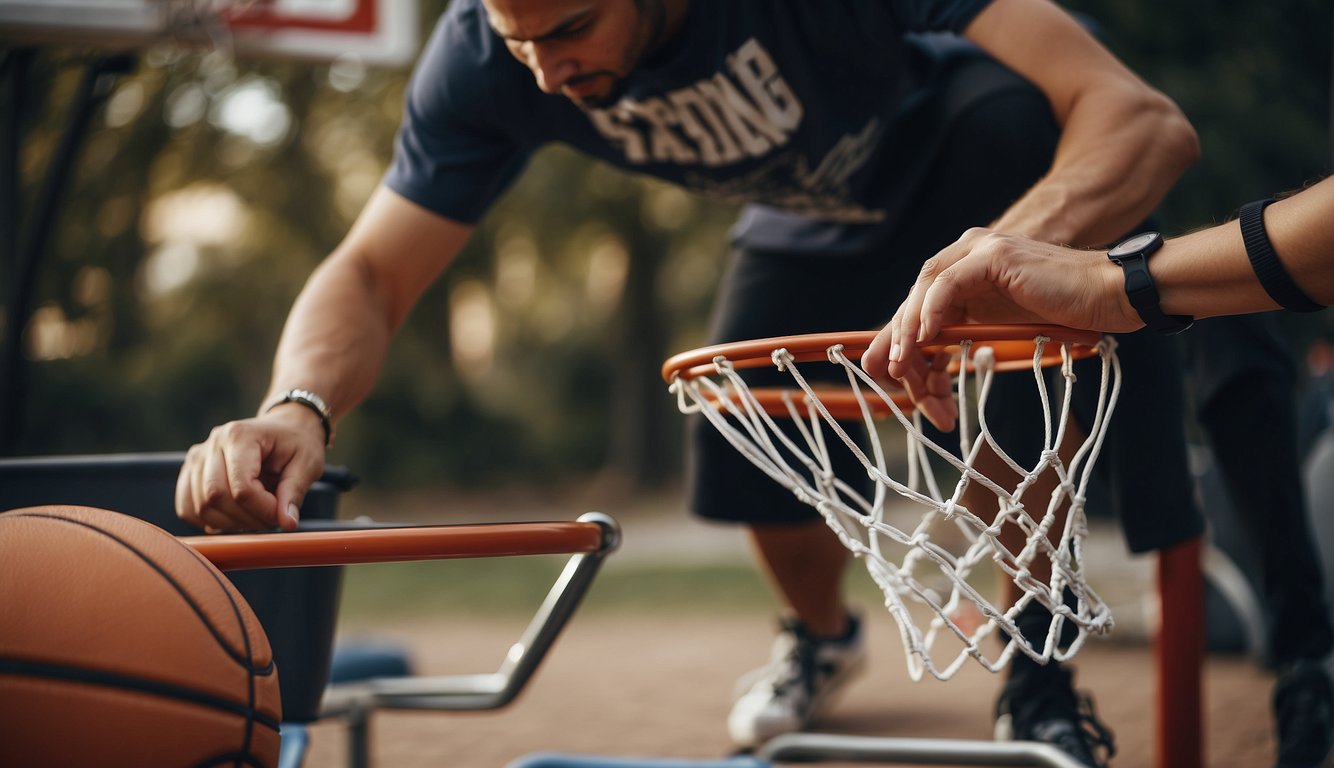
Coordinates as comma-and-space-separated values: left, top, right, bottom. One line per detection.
727, 614, 867, 748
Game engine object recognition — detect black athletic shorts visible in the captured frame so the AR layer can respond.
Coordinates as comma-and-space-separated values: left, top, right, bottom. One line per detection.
686, 55, 1204, 554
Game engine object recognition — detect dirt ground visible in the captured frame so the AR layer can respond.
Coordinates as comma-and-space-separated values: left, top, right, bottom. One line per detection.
293, 492, 1283, 767
298, 610, 1277, 768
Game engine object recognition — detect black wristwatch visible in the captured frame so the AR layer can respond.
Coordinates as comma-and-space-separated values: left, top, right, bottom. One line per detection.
1106, 232, 1193, 335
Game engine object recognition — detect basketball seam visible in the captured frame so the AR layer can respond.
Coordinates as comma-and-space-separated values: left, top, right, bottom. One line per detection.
7, 511, 276, 758
180, 530, 270, 761
0, 658, 282, 732
9, 513, 270, 672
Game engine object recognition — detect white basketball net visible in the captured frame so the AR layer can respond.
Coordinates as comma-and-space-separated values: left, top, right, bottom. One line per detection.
668, 332, 1121, 681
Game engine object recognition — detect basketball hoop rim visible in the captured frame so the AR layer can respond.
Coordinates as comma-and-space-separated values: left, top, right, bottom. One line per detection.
661, 324, 1105, 383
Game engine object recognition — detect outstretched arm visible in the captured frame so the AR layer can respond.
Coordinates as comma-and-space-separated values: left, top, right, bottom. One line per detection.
1153, 177, 1334, 315
176, 186, 473, 532
863, 176, 1334, 430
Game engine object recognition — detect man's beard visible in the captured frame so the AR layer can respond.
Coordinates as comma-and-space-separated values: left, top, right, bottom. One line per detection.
565, 0, 667, 109
565, 71, 629, 109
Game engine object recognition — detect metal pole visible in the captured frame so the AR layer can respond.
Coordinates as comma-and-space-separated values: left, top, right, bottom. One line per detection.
0, 52, 133, 455
0, 49, 34, 454
1156, 536, 1204, 768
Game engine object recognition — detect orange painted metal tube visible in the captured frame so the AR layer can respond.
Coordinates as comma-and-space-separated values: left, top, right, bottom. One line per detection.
1156, 536, 1204, 768
662, 324, 1105, 383
183, 521, 606, 572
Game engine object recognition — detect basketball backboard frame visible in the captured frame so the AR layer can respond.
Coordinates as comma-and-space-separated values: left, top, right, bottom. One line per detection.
0, 0, 421, 67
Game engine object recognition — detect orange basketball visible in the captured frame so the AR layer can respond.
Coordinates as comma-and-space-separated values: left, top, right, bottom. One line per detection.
0, 505, 281, 767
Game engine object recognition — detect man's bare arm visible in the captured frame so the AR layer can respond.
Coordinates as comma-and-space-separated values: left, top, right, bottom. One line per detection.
177, 186, 473, 532
865, 177, 1334, 430
964, 0, 1200, 247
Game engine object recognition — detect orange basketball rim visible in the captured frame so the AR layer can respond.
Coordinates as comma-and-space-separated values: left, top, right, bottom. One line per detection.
661, 324, 1106, 419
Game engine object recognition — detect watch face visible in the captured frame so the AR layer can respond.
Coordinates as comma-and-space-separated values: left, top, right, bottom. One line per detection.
1109, 232, 1160, 259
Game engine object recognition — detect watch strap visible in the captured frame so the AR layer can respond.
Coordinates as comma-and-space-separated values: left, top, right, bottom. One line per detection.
1108, 233, 1193, 335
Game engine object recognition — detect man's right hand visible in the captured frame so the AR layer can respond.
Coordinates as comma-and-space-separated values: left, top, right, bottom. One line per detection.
175, 407, 327, 533
172, 186, 473, 533
860, 227, 1140, 432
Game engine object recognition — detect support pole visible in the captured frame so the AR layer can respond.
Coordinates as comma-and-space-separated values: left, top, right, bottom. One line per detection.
1156, 535, 1204, 768
0, 52, 133, 454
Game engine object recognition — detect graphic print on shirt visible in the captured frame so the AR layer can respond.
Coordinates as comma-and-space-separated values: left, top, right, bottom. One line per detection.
585, 37, 886, 223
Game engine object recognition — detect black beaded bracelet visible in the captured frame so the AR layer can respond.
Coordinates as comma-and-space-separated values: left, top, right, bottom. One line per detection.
1239, 198, 1325, 313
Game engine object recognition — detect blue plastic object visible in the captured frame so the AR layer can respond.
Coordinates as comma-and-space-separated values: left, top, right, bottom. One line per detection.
507, 755, 769, 768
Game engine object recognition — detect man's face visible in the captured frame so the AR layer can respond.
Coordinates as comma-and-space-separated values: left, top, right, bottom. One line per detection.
483, 0, 664, 108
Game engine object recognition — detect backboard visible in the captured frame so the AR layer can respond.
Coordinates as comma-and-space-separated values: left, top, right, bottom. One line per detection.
0, 0, 421, 67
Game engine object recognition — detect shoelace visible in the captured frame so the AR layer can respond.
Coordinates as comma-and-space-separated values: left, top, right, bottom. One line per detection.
1072, 691, 1117, 766
1007, 671, 1116, 768
1275, 669, 1334, 760
769, 636, 819, 698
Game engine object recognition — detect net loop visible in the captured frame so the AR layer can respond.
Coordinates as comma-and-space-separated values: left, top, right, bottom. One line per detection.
665, 328, 1121, 681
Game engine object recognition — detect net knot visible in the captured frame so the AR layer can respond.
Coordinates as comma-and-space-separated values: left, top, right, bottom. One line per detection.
771, 348, 793, 371
972, 345, 996, 371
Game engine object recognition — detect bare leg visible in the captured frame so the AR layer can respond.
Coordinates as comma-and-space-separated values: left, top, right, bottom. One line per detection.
746, 416, 1087, 636
966, 421, 1116, 764
729, 519, 865, 748
747, 520, 851, 638
964, 419, 1087, 609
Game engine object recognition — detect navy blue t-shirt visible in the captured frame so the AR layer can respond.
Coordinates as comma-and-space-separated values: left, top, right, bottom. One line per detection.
385, 0, 993, 253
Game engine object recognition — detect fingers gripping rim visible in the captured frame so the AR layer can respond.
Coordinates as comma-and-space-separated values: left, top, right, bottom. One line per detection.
660, 324, 1105, 383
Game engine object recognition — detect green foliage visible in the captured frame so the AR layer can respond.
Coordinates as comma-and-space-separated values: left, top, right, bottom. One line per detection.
7, 30, 736, 489
7, 1, 1331, 485
335, 551, 900, 621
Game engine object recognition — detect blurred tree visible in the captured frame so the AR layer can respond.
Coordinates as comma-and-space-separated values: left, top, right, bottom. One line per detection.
6, 44, 405, 459
1, 51, 134, 454
4, 0, 1328, 493
3, 4, 737, 491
